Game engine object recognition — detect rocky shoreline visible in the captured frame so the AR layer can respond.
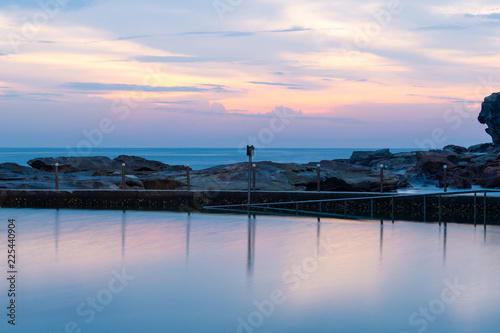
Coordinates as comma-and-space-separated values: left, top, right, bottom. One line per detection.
1, 143, 500, 192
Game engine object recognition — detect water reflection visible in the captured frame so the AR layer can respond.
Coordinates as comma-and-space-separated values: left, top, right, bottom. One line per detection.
316, 217, 321, 257
380, 222, 384, 264
54, 209, 59, 260
186, 212, 191, 264
443, 225, 447, 265
121, 210, 126, 259
247, 214, 256, 284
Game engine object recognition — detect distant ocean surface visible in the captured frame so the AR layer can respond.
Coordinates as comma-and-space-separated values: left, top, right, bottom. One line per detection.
0, 148, 417, 170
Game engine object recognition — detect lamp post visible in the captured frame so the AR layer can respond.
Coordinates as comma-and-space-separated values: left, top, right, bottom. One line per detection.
187, 164, 191, 190
443, 165, 448, 193
247, 145, 255, 209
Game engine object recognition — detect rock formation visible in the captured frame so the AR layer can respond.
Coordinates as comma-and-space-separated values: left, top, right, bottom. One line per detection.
478, 92, 500, 145
4, 147, 500, 191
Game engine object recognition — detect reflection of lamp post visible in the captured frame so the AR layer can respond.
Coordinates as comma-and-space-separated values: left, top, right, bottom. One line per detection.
122, 163, 126, 190
247, 146, 255, 209
379, 164, 384, 193
443, 165, 448, 193
317, 164, 321, 192
55, 163, 59, 190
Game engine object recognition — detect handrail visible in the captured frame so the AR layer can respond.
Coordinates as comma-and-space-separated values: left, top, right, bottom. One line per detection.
204, 189, 500, 210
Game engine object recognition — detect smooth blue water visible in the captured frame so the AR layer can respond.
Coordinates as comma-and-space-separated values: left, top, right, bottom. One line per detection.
0, 148, 416, 170
1, 209, 499, 333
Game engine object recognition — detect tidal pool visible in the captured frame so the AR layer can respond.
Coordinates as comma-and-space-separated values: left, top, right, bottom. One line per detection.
0, 208, 499, 333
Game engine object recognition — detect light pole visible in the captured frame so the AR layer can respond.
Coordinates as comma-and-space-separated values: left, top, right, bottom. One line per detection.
247, 145, 255, 209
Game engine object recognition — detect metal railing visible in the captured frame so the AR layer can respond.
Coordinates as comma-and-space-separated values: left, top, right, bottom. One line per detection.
204, 189, 500, 228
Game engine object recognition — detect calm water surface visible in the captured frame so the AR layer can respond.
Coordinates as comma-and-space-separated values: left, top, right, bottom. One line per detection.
0, 148, 416, 170
1, 209, 499, 333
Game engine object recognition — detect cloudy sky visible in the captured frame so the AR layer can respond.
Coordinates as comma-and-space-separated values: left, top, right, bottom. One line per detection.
0, 0, 499, 149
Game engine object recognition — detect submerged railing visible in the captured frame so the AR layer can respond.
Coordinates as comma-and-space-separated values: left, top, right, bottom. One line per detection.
204, 189, 500, 228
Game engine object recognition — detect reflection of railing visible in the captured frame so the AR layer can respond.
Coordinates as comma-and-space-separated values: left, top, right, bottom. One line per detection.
204, 190, 500, 228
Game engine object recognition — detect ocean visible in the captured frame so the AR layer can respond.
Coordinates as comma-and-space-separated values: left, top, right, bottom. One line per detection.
0, 148, 416, 170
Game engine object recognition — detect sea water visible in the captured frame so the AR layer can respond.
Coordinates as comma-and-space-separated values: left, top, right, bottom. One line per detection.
0, 208, 499, 333
0, 148, 416, 170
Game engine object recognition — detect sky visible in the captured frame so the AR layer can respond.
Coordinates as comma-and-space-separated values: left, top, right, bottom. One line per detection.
0, 0, 499, 149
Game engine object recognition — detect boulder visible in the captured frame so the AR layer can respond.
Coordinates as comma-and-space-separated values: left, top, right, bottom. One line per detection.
349, 149, 392, 166
477, 165, 500, 188
0, 163, 37, 180
28, 156, 119, 172
170, 160, 403, 192
113, 155, 185, 172
467, 143, 494, 153
478, 93, 500, 145
404, 151, 457, 183
443, 145, 467, 154
124, 175, 144, 188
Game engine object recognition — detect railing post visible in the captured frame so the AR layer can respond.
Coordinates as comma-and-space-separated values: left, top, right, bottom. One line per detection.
296, 202, 298, 215
186, 164, 190, 191
484, 191, 487, 229
474, 192, 477, 227
371, 198, 374, 219
380, 164, 384, 193
443, 165, 448, 193
344, 200, 347, 217
55, 163, 59, 190
317, 164, 321, 192
252, 164, 256, 191
319, 201, 322, 213
439, 194, 442, 226
122, 163, 126, 190
423, 195, 426, 222
391, 195, 395, 223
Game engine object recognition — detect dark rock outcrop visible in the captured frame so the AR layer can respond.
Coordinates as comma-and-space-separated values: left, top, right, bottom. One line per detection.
477, 163, 500, 188
444, 145, 467, 154
349, 149, 392, 166
478, 93, 500, 145
0, 163, 37, 180
113, 155, 185, 172
6, 146, 500, 191
349, 149, 416, 171
28, 156, 120, 172
467, 143, 494, 154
